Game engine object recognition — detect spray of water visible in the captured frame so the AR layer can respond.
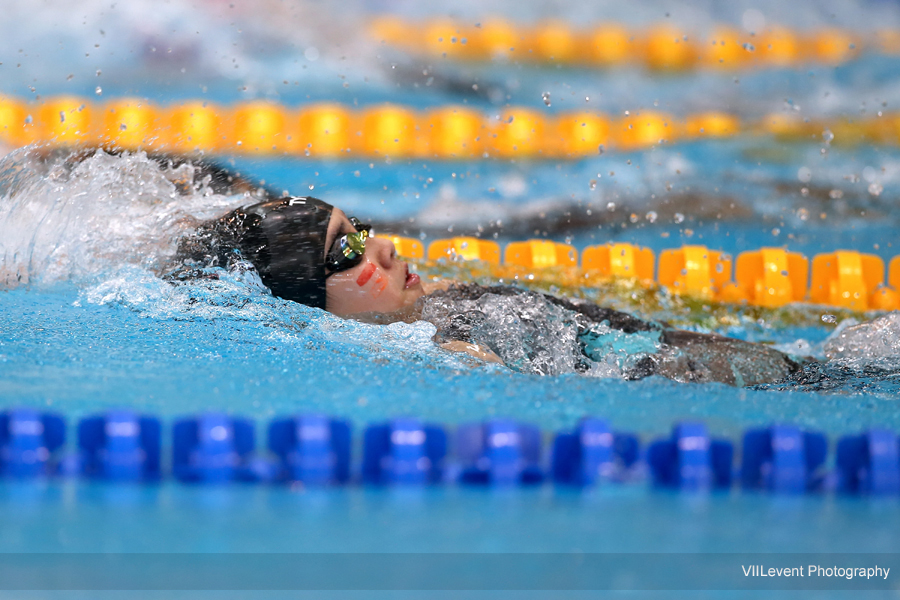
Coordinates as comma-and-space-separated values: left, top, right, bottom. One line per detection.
0, 147, 248, 288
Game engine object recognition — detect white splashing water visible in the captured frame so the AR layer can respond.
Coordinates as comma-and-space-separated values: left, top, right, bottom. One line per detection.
420, 290, 662, 377
0, 147, 247, 288
77, 262, 476, 370
823, 312, 900, 362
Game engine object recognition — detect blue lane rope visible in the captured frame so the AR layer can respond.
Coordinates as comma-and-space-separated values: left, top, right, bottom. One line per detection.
0, 408, 897, 496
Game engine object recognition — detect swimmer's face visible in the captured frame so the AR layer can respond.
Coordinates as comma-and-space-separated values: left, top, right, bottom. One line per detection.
324, 209, 424, 317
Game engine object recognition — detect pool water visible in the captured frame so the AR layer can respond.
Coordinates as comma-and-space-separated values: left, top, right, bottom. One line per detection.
2, 0, 900, 596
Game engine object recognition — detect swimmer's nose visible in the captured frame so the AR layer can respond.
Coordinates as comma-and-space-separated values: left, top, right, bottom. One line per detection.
369, 236, 397, 269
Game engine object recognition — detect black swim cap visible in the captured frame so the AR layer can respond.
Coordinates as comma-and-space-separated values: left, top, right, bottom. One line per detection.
174, 195, 336, 308
236, 196, 334, 309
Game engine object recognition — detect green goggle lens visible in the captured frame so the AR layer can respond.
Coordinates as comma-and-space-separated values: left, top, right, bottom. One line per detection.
325, 217, 372, 275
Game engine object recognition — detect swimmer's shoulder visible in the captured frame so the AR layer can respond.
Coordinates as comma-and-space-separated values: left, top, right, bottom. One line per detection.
421, 279, 455, 295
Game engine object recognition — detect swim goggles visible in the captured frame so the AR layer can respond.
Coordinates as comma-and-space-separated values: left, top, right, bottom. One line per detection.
325, 217, 372, 275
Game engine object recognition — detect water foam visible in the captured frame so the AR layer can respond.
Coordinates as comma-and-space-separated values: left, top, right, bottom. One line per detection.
78, 262, 475, 372
0, 147, 247, 288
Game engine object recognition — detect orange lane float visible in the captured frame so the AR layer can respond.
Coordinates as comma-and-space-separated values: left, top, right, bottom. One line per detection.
528, 20, 579, 63
488, 107, 545, 158
702, 27, 751, 69
37, 96, 92, 145
810, 251, 886, 310
231, 101, 289, 154
585, 24, 634, 67
419, 106, 485, 159
615, 110, 674, 151
165, 102, 226, 153
100, 99, 159, 151
808, 28, 859, 66
13, 95, 900, 158
734, 248, 808, 307
684, 112, 740, 138
551, 111, 611, 157
295, 103, 352, 158
504, 240, 578, 268
474, 19, 525, 61
642, 24, 697, 71
0, 96, 35, 146
428, 237, 501, 264
368, 18, 884, 69
358, 104, 417, 158
582, 243, 655, 281
755, 26, 801, 67
657, 245, 732, 300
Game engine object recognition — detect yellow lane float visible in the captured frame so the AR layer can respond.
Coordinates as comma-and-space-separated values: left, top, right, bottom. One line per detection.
428, 237, 501, 264
658, 245, 732, 300
582, 243, 655, 281
505, 240, 578, 268
734, 248, 808, 307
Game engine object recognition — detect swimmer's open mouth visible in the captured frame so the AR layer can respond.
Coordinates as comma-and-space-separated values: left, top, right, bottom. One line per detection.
404, 264, 420, 289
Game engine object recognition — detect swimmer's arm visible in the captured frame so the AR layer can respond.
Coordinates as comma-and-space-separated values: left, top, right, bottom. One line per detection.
439, 341, 504, 365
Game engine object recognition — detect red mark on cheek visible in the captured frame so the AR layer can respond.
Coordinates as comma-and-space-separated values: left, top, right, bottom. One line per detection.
356, 263, 376, 286
372, 275, 387, 298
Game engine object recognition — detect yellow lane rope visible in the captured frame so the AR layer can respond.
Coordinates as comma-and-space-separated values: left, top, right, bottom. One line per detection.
387, 237, 900, 312
1, 95, 896, 158
370, 17, 899, 70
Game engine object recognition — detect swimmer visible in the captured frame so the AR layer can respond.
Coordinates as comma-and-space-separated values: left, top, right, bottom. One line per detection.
172, 188, 807, 387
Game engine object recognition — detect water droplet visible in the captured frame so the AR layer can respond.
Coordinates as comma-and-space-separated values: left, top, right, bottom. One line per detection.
589, 180, 597, 190
95, 86, 102, 95
822, 129, 834, 144
542, 92, 551, 107
797, 207, 809, 221
822, 314, 837, 324
868, 183, 883, 196
742, 42, 755, 52
308, 184, 315, 190
646, 211, 658, 223
597, 145, 604, 155
606, 202, 616, 212
673, 212, 684, 224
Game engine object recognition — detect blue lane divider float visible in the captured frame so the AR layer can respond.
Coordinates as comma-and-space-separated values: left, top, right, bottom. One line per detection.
173, 413, 256, 483
79, 411, 160, 481
647, 422, 733, 491
362, 418, 446, 485
551, 417, 640, 486
836, 429, 900, 495
269, 415, 351, 485
456, 419, 543, 486
1, 408, 899, 497
0, 409, 65, 478
741, 424, 828, 493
